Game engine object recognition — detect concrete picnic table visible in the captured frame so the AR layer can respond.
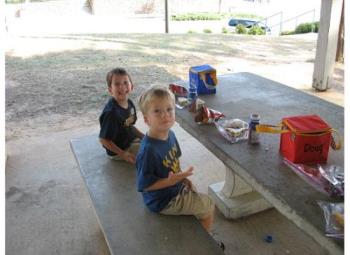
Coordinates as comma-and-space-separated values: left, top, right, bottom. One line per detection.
175, 72, 344, 255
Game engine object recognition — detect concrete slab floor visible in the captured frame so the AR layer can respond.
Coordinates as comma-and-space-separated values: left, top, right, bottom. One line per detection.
6, 120, 330, 255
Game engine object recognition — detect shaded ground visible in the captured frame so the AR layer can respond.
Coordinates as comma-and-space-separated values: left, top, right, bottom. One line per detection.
5, 33, 324, 140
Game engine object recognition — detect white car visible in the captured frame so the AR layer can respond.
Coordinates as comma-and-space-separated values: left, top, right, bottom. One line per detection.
228, 18, 271, 33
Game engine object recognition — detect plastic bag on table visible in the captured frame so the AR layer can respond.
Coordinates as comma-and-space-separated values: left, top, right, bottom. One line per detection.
175, 97, 190, 109
318, 165, 344, 197
283, 159, 344, 197
283, 158, 329, 195
215, 119, 249, 143
317, 201, 344, 239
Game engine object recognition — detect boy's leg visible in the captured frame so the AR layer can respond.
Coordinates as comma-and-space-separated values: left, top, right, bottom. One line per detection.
127, 138, 141, 155
108, 139, 141, 161
161, 189, 224, 250
160, 188, 215, 231
200, 211, 214, 232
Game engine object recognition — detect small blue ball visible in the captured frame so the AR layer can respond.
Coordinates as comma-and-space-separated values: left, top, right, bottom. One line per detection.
264, 235, 273, 243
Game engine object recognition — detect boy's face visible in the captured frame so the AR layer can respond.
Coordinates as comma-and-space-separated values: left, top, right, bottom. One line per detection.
108, 74, 133, 103
144, 97, 175, 134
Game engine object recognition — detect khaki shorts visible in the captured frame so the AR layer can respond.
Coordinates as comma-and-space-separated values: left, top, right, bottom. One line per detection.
160, 187, 214, 220
108, 139, 141, 160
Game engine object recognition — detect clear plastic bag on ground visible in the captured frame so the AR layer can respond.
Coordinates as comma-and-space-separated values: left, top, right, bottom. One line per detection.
317, 201, 344, 239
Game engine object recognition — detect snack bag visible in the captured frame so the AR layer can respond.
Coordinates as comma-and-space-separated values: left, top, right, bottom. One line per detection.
195, 106, 225, 124
169, 83, 188, 97
188, 98, 206, 113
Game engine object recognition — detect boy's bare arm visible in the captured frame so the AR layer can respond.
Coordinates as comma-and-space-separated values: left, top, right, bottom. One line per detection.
99, 138, 136, 164
144, 166, 194, 191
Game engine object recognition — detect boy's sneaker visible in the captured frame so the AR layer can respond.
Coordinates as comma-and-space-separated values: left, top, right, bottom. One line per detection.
216, 240, 225, 251
210, 232, 225, 251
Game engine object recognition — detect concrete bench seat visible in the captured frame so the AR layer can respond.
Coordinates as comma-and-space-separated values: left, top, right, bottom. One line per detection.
70, 134, 224, 255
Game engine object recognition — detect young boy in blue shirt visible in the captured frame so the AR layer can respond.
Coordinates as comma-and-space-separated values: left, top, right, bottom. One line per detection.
136, 86, 215, 232
99, 68, 144, 164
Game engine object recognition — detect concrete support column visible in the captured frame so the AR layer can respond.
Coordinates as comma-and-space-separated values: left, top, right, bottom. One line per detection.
221, 168, 252, 197
208, 167, 272, 219
312, 0, 343, 91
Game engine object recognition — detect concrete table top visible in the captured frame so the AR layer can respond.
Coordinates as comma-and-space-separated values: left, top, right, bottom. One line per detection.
175, 72, 344, 254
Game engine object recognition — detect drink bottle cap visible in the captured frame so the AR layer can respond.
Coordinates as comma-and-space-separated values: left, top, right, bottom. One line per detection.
250, 113, 260, 121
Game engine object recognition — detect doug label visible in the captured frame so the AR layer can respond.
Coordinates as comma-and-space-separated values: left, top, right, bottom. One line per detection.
304, 144, 323, 154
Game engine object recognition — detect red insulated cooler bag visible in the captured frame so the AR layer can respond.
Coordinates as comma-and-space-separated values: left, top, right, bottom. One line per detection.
256, 114, 341, 164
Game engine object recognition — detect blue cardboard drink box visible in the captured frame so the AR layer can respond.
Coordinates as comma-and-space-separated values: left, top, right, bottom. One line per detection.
189, 65, 217, 95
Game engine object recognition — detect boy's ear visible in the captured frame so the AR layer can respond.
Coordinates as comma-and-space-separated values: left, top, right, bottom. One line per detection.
130, 83, 134, 91
107, 86, 112, 95
143, 115, 150, 125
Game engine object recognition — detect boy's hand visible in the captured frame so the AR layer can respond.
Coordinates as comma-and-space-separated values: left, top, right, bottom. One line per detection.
183, 178, 195, 191
168, 166, 194, 185
121, 151, 136, 164
144, 167, 194, 192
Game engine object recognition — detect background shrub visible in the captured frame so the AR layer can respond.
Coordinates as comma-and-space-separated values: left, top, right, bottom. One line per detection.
6, 0, 52, 2
172, 12, 223, 21
236, 24, 247, 34
248, 25, 265, 35
295, 22, 318, 34
281, 21, 318, 35
5, 0, 24, 3
280, 30, 295, 36
203, 28, 212, 33
171, 12, 263, 21
222, 27, 228, 34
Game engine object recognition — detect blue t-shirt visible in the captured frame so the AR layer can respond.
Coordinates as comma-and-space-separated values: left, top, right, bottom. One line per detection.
136, 130, 184, 212
99, 98, 137, 155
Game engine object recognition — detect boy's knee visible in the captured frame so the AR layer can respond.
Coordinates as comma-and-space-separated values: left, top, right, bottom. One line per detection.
196, 194, 215, 220
208, 197, 215, 212
203, 194, 215, 211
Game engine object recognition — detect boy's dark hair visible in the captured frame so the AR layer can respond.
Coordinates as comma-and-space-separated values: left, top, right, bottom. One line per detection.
106, 68, 133, 87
